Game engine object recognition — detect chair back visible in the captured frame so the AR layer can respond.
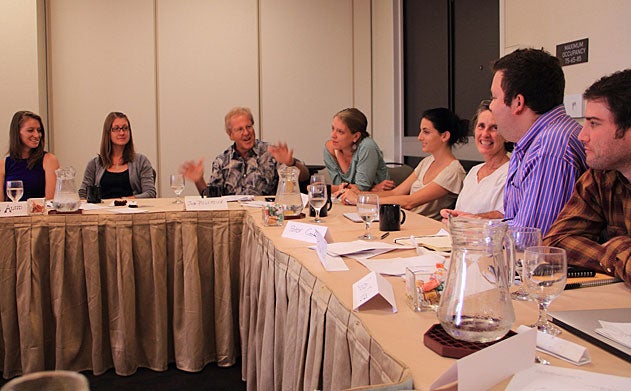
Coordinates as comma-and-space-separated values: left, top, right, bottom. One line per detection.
386, 163, 414, 187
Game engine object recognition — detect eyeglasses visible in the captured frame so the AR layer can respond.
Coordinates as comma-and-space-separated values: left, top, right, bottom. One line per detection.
231, 124, 254, 134
111, 126, 130, 133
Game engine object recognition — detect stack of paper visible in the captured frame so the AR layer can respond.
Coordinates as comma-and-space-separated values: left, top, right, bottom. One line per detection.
397, 235, 452, 252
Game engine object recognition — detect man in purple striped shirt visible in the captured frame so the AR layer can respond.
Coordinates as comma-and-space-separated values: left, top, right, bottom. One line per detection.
489, 48, 587, 235
544, 69, 631, 287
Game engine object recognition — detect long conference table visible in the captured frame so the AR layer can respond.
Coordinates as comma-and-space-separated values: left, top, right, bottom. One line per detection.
1, 198, 630, 390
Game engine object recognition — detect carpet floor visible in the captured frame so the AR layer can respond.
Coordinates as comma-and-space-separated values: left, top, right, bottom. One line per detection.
0, 360, 246, 391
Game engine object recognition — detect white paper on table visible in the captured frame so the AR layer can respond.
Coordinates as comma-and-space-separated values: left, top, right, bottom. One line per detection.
343, 212, 379, 223
239, 200, 271, 208
350, 248, 400, 261
80, 202, 110, 210
108, 208, 148, 214
352, 271, 397, 313
430, 328, 536, 391
325, 240, 404, 257
506, 364, 631, 391
356, 253, 444, 276
314, 231, 349, 271
282, 221, 331, 243
222, 195, 254, 202
596, 321, 631, 349
395, 228, 450, 248
517, 325, 591, 365
300, 193, 309, 209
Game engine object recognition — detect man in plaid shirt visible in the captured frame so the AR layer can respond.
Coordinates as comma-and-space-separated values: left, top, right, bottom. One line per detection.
544, 69, 631, 288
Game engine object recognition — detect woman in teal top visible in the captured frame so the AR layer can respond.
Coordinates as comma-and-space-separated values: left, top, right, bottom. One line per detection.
323, 108, 392, 192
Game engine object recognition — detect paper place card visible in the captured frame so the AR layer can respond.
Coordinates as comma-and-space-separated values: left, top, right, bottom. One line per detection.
185, 196, 229, 210
507, 364, 631, 391
282, 221, 331, 243
314, 231, 348, 271
516, 325, 591, 365
352, 271, 397, 313
0, 201, 29, 217
431, 328, 536, 391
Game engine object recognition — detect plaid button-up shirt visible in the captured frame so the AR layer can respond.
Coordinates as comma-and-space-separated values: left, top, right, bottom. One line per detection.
544, 169, 631, 287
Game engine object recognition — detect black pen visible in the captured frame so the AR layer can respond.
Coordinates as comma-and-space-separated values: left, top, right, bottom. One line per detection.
380, 232, 390, 240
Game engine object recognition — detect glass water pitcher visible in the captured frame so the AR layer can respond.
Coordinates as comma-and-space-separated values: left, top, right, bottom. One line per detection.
275, 166, 303, 218
437, 216, 515, 343
52, 166, 81, 213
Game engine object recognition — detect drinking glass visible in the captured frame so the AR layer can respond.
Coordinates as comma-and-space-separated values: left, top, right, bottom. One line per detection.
170, 174, 185, 204
308, 183, 327, 223
310, 173, 326, 185
522, 246, 567, 335
510, 227, 542, 301
6, 180, 24, 202
356, 192, 379, 240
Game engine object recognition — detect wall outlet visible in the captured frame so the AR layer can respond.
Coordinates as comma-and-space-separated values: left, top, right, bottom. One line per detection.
564, 94, 584, 118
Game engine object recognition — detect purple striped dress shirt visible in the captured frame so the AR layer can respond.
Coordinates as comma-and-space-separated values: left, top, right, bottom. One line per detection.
504, 105, 587, 235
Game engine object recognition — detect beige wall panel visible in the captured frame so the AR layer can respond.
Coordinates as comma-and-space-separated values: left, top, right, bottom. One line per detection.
47, 0, 157, 192
352, 0, 373, 127
503, 0, 631, 97
371, 0, 396, 162
0, 0, 42, 155
259, 0, 356, 166
156, 0, 259, 196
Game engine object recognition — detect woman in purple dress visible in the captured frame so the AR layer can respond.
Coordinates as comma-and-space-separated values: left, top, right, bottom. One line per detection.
0, 111, 60, 201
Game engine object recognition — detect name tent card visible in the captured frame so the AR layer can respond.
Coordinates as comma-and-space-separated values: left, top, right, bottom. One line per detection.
0, 201, 29, 217
314, 231, 349, 272
352, 271, 397, 313
282, 221, 331, 243
185, 196, 228, 211
430, 328, 536, 391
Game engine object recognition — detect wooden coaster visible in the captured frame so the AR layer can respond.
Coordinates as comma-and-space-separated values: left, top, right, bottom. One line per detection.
423, 323, 516, 359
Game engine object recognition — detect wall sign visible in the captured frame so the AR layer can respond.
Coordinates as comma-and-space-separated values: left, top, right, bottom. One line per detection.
556, 38, 589, 66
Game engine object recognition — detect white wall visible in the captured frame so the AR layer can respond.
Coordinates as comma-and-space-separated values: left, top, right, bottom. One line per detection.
47, 0, 158, 191
2, 0, 630, 196
156, 0, 259, 195
502, 0, 631, 100
258, 0, 356, 165
44, 0, 376, 196
0, 0, 45, 155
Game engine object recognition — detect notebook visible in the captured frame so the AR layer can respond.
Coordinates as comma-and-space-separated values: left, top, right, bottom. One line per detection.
549, 308, 631, 362
564, 273, 622, 290
567, 265, 596, 278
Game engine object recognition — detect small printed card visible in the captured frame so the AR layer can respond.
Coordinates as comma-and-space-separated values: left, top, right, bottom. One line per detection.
517, 325, 591, 365
314, 231, 349, 271
185, 196, 228, 211
282, 221, 331, 243
0, 201, 29, 217
352, 271, 397, 313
